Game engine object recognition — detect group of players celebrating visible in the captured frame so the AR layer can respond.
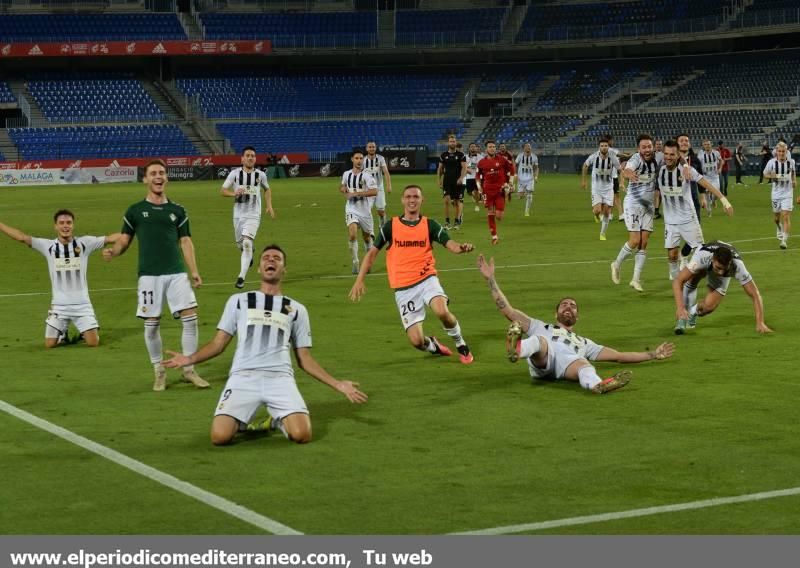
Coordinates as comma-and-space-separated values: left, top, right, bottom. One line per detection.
1, 131, 794, 446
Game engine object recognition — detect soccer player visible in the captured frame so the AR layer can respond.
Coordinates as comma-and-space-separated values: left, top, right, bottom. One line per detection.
735, 143, 746, 185
757, 141, 771, 184
581, 137, 620, 240
498, 142, 514, 164
610, 134, 659, 292
658, 140, 733, 282
349, 185, 475, 365
607, 135, 629, 221
476, 140, 515, 244
103, 159, 208, 392
437, 134, 467, 229
163, 244, 367, 446
477, 255, 675, 394
762, 141, 796, 249
673, 241, 771, 334
718, 140, 732, 196
0, 211, 120, 348
465, 142, 484, 213
340, 149, 378, 274
515, 143, 539, 217
698, 139, 723, 216
221, 146, 275, 289
364, 140, 393, 228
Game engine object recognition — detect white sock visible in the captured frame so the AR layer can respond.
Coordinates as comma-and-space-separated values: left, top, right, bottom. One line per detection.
181, 314, 198, 372
683, 283, 698, 310
669, 261, 679, 280
614, 243, 633, 267
525, 193, 532, 213
600, 214, 609, 235
274, 417, 289, 440
518, 335, 541, 359
365, 237, 374, 252
238, 238, 253, 280
444, 322, 465, 347
633, 250, 647, 281
144, 320, 162, 364
577, 366, 602, 390
349, 240, 359, 263
425, 337, 439, 353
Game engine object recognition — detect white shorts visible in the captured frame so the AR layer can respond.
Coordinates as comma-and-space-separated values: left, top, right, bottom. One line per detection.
45, 304, 99, 338
394, 275, 448, 330
234, 216, 261, 244
624, 203, 654, 232
370, 186, 387, 210
704, 177, 720, 191
136, 273, 197, 319
772, 197, 794, 213
592, 188, 614, 207
214, 371, 308, 423
525, 337, 584, 381
518, 178, 534, 193
664, 222, 704, 250
345, 210, 374, 235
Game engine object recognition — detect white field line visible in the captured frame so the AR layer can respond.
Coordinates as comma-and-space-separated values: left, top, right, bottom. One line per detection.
451, 485, 800, 535
0, 241, 793, 300
0, 400, 303, 535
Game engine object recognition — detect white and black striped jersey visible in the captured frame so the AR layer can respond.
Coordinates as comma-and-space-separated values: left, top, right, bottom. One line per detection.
363, 153, 387, 187
217, 291, 312, 376
465, 152, 484, 180
340, 168, 377, 217
656, 164, 703, 225
698, 150, 722, 180
525, 317, 604, 363
688, 241, 752, 287
763, 157, 796, 200
515, 152, 539, 180
584, 151, 620, 190
222, 168, 270, 219
609, 147, 621, 179
30, 236, 106, 308
624, 152, 660, 206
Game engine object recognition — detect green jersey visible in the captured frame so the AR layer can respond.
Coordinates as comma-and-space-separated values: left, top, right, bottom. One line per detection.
121, 199, 191, 276
374, 217, 451, 250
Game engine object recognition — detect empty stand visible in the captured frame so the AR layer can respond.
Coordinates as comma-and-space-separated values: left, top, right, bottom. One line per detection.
395, 8, 506, 46
0, 81, 15, 105
0, 14, 186, 41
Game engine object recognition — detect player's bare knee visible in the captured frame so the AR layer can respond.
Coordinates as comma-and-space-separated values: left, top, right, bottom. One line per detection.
44, 339, 59, 349
210, 428, 235, 446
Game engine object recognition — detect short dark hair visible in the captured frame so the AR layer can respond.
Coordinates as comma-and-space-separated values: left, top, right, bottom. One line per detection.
555, 297, 578, 311
241, 146, 256, 155
352, 149, 364, 157
599, 137, 610, 145
403, 184, 422, 195
144, 159, 166, 175
675, 133, 690, 141
636, 134, 653, 145
261, 244, 287, 264
53, 209, 75, 222
712, 246, 733, 267
664, 140, 679, 150
485, 139, 496, 146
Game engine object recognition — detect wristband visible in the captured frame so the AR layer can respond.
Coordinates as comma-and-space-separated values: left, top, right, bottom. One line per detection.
720, 197, 731, 209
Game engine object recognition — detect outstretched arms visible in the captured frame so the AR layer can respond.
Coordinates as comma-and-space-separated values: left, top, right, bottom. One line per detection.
594, 342, 675, 363
163, 330, 234, 368
476, 254, 533, 333
294, 347, 368, 404
0, 221, 32, 246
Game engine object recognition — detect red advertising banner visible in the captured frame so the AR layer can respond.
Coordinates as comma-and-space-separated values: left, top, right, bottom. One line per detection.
0, 40, 271, 58
0, 153, 308, 170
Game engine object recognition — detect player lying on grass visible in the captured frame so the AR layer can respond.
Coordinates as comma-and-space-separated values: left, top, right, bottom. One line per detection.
0, 210, 120, 348
477, 255, 675, 394
672, 240, 772, 335
163, 244, 367, 446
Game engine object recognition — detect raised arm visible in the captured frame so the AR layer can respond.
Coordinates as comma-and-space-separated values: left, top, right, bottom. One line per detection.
294, 347, 367, 403
163, 329, 233, 368
742, 280, 772, 333
0, 221, 32, 246
476, 254, 533, 333
179, 236, 202, 287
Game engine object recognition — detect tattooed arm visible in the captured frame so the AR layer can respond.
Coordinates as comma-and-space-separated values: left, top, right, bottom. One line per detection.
476, 255, 533, 333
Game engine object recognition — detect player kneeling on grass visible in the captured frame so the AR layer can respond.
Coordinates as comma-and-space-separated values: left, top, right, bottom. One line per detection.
163, 244, 367, 446
0, 211, 120, 348
349, 185, 475, 364
672, 240, 772, 335
477, 255, 674, 394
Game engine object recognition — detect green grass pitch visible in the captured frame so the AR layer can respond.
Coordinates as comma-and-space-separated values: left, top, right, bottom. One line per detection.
1, 173, 799, 534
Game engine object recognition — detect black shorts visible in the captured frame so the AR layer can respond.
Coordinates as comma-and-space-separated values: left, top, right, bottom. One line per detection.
466, 179, 478, 192
613, 177, 619, 194
443, 181, 464, 201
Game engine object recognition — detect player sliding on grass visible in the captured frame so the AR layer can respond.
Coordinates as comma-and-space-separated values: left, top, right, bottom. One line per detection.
477, 254, 675, 393
163, 244, 367, 446
350, 185, 475, 364
0, 210, 120, 348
